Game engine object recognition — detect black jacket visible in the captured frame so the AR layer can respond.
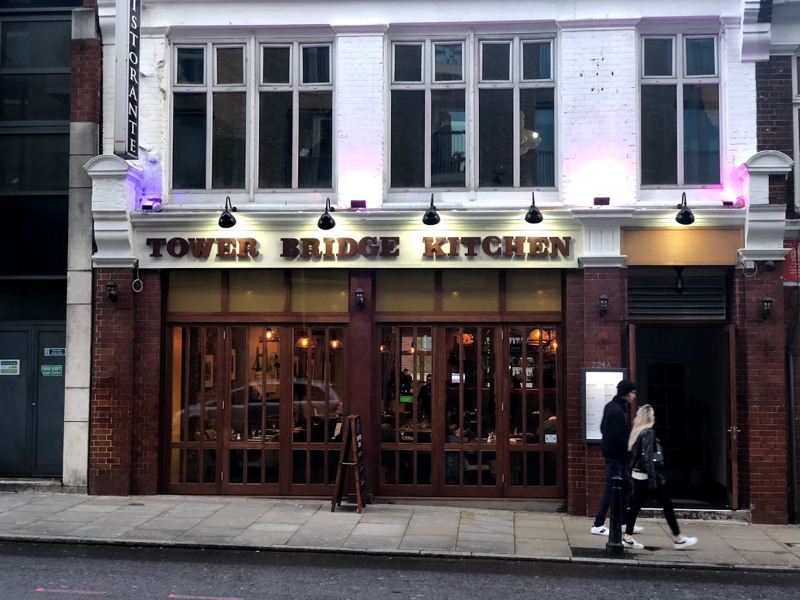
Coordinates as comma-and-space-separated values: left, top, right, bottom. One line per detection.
629, 427, 666, 487
600, 395, 630, 461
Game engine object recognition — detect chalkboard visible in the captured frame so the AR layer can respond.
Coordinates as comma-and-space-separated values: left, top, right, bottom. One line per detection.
331, 414, 367, 513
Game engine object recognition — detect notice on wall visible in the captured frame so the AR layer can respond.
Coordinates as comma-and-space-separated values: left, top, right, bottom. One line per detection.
0, 359, 20, 375
40, 365, 63, 377
44, 348, 66, 357
583, 368, 627, 443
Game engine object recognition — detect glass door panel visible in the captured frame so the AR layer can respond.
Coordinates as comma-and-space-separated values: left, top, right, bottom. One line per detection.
168, 326, 221, 490
443, 326, 499, 493
290, 326, 345, 489
506, 326, 560, 496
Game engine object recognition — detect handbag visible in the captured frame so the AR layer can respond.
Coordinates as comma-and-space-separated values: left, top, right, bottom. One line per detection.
652, 437, 665, 467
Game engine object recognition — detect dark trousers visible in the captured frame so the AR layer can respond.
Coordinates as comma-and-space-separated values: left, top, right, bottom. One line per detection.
626, 477, 681, 537
593, 458, 630, 528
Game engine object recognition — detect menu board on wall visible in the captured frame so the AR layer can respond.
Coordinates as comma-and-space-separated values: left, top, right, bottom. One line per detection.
583, 368, 627, 443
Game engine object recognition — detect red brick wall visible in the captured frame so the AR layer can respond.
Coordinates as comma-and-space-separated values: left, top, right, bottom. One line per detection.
565, 267, 627, 517
757, 57, 794, 209
70, 38, 101, 124
90, 269, 135, 495
784, 285, 800, 521
733, 266, 788, 523
131, 272, 162, 494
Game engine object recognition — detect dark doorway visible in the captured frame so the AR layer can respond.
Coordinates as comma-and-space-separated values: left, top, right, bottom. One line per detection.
635, 326, 730, 508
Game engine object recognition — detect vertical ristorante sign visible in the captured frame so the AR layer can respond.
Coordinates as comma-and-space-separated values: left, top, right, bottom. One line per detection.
113, 0, 141, 159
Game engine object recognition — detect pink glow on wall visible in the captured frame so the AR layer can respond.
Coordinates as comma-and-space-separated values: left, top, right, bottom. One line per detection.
562, 144, 636, 206
337, 149, 383, 208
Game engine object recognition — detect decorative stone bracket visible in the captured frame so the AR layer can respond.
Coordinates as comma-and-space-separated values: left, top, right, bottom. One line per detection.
84, 154, 140, 268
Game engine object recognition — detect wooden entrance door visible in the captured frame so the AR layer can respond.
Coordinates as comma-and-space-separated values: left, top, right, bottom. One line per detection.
377, 323, 562, 498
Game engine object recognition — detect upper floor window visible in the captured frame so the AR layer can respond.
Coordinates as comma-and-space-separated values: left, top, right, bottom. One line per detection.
640, 35, 720, 186
390, 37, 554, 190
172, 41, 333, 192
0, 16, 72, 193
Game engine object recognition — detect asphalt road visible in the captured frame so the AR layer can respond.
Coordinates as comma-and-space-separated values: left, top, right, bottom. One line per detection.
1, 541, 799, 600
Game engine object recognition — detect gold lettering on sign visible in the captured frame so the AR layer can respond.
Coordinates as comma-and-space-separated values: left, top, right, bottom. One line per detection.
280, 237, 401, 259
422, 236, 571, 259
146, 237, 259, 259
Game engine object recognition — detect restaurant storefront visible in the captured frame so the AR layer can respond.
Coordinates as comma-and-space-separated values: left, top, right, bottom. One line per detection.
163, 267, 565, 499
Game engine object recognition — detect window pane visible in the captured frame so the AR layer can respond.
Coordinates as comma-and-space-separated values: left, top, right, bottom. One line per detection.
685, 38, 715, 76
302, 46, 330, 84
683, 84, 720, 184
644, 38, 673, 77
1, 21, 70, 69
212, 92, 246, 188
216, 47, 244, 85
229, 270, 285, 312
522, 42, 551, 80
394, 44, 422, 82
519, 88, 555, 187
298, 92, 333, 189
0, 133, 68, 192
506, 270, 561, 312
168, 271, 222, 312
641, 85, 677, 185
442, 270, 499, 312
479, 88, 513, 187
258, 91, 292, 188
391, 90, 424, 188
263, 46, 290, 83
177, 48, 205, 85
376, 270, 435, 312
431, 90, 466, 187
482, 43, 510, 81
0, 196, 67, 277
0, 74, 70, 121
173, 93, 207, 189
434, 43, 463, 81
290, 270, 348, 312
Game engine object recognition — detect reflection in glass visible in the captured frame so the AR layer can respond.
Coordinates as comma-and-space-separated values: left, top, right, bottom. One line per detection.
434, 43, 463, 81
431, 90, 466, 187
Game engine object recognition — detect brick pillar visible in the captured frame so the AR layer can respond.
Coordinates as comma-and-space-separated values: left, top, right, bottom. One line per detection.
90, 268, 135, 495
131, 272, 162, 494
565, 267, 627, 516
734, 265, 787, 523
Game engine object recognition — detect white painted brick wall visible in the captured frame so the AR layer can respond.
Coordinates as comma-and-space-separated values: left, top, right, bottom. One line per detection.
334, 32, 386, 208
560, 27, 638, 205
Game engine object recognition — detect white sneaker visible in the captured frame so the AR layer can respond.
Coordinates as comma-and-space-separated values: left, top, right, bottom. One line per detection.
622, 536, 644, 550
673, 536, 698, 550
590, 525, 609, 535
633, 525, 644, 533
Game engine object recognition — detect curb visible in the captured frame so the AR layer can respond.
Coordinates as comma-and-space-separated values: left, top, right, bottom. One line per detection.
2, 534, 799, 575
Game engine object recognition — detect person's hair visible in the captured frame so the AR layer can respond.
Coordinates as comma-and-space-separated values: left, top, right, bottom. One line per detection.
628, 404, 655, 450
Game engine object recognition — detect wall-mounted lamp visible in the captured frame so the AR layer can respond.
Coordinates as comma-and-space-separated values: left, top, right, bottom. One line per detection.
329, 339, 343, 350
598, 294, 609, 317
264, 327, 279, 342
318, 197, 336, 230
761, 296, 775, 320
675, 192, 694, 225
106, 280, 118, 302
675, 266, 685, 296
422, 193, 440, 226
525, 192, 544, 224
354, 287, 365, 311
219, 196, 237, 228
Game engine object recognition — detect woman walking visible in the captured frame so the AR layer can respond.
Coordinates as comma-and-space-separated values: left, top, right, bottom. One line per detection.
622, 404, 698, 550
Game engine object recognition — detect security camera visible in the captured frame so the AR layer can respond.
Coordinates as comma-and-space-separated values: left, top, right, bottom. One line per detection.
764, 260, 775, 272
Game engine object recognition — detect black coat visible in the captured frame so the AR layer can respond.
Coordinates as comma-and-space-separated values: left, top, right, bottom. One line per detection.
600, 395, 630, 461
629, 427, 666, 487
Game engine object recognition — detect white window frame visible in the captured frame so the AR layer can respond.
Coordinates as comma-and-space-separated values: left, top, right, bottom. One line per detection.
169, 35, 334, 203
388, 34, 555, 196
639, 33, 721, 189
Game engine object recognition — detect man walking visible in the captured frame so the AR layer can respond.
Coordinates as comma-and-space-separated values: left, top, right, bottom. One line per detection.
591, 379, 641, 536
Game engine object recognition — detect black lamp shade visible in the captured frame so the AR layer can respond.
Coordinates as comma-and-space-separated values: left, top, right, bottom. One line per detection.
525, 192, 543, 224
318, 198, 336, 230
675, 192, 694, 225
422, 194, 440, 226
219, 196, 237, 228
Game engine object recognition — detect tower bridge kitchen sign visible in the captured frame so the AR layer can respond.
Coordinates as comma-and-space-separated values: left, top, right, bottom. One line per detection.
139, 231, 579, 269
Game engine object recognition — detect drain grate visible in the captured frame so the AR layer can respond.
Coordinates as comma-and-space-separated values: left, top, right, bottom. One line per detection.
571, 546, 632, 559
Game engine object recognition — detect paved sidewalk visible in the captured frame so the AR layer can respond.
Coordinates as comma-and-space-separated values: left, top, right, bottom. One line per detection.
1, 492, 800, 573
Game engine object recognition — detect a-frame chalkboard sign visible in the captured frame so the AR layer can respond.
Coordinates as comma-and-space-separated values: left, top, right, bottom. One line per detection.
331, 414, 367, 514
